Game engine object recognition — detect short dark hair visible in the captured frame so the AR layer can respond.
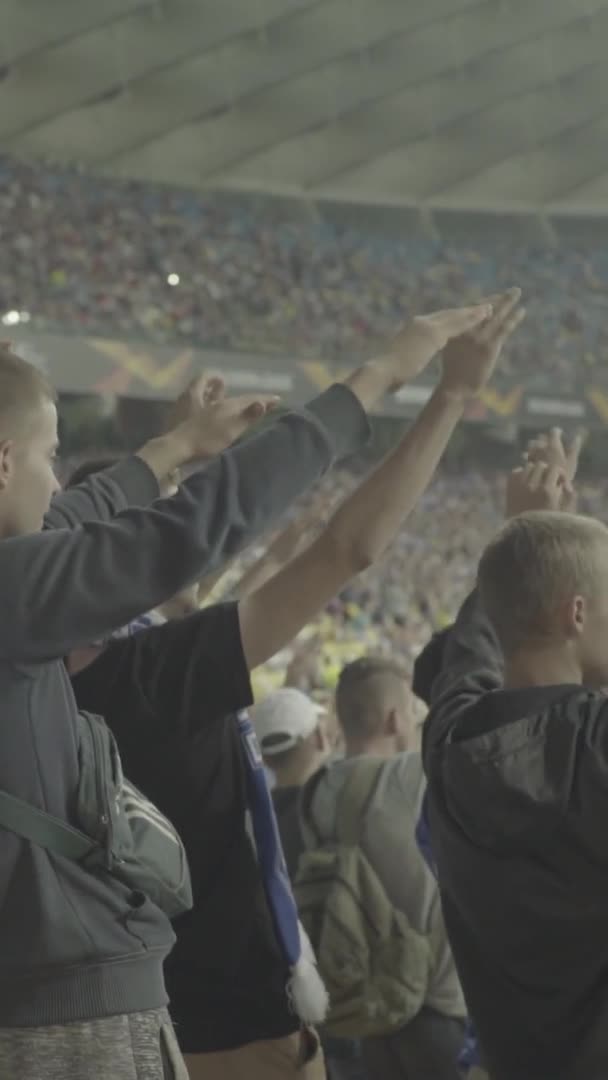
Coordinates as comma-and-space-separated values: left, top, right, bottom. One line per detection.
68, 457, 119, 487
0, 344, 55, 435
336, 656, 408, 741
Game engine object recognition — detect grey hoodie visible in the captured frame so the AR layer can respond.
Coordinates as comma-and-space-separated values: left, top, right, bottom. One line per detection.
309, 752, 466, 1020
0, 384, 369, 1028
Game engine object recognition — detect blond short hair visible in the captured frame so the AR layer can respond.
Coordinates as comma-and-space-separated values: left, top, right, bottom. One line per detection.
0, 344, 55, 434
478, 511, 608, 650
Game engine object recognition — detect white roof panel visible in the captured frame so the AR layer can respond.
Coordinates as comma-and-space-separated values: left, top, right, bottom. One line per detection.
1, 0, 607, 213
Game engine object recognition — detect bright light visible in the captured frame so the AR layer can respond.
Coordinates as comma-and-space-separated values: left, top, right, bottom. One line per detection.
19, 311, 31, 323
2, 310, 20, 326
167, 273, 180, 286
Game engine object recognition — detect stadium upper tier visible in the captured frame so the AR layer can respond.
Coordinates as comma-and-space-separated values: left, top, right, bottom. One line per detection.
2, 155, 607, 392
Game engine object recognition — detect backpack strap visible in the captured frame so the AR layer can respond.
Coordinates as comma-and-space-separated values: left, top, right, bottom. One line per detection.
335, 758, 387, 846
298, 765, 330, 850
0, 790, 98, 862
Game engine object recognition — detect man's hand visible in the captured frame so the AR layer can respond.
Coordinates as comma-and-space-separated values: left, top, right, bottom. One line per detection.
166, 373, 280, 462
385, 301, 496, 388
438, 288, 525, 400
344, 301, 495, 410
505, 461, 573, 518
137, 374, 280, 485
523, 427, 584, 511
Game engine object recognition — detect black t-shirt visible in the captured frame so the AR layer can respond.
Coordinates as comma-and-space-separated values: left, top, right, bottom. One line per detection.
271, 786, 305, 882
71, 603, 298, 1053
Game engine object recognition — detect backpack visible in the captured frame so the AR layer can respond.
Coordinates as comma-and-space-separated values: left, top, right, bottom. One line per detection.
294, 758, 433, 1039
0, 711, 192, 920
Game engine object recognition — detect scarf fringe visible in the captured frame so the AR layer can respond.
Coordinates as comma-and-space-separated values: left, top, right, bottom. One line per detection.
286, 922, 329, 1025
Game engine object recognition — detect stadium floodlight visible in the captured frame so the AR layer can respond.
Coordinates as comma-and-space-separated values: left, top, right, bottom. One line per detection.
2, 311, 20, 326
19, 312, 31, 323
167, 273, 180, 286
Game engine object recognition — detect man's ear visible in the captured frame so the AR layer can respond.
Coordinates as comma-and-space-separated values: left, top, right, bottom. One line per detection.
314, 722, 329, 752
0, 440, 14, 491
571, 594, 586, 636
385, 707, 398, 737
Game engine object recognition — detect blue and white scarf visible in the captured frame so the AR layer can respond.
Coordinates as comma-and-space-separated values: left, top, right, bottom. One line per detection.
237, 710, 328, 1023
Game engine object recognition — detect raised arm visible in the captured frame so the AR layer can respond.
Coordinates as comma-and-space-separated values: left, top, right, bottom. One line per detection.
45, 302, 490, 537
422, 590, 504, 771
0, 384, 369, 663
45, 456, 161, 530
3, 301, 495, 663
238, 291, 524, 670
45, 375, 279, 529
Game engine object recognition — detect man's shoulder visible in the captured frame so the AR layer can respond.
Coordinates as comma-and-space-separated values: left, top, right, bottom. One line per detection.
373, 752, 425, 814
465, 684, 603, 735
318, 753, 425, 816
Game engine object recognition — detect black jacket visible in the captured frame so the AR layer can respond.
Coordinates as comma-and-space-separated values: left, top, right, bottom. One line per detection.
0, 383, 368, 1028
423, 591, 608, 1080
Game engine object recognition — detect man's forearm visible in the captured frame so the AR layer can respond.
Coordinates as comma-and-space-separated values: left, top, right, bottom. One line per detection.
325, 382, 465, 567
342, 355, 396, 412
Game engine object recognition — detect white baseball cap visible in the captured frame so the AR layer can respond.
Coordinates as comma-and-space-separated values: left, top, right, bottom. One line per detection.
251, 688, 326, 756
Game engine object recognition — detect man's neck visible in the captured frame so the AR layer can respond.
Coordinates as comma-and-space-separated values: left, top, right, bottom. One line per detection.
504, 643, 583, 690
344, 735, 395, 759
272, 759, 320, 790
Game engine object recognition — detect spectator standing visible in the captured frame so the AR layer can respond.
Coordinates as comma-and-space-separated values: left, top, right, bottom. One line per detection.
0, 350, 302, 1080
301, 656, 465, 1080
423, 434, 608, 1080
252, 688, 333, 880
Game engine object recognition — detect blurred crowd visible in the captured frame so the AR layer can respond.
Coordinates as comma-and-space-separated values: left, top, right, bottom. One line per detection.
2, 155, 608, 389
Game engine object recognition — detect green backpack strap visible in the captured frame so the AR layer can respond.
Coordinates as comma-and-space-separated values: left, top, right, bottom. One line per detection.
298, 764, 331, 850
335, 757, 386, 845
0, 789, 98, 862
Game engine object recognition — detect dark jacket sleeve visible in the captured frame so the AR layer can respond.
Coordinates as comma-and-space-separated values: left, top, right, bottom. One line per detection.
1, 384, 370, 664
422, 591, 503, 772
45, 457, 160, 529
71, 603, 251, 745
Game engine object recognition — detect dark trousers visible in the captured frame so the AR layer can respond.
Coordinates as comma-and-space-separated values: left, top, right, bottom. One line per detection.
361, 1008, 466, 1080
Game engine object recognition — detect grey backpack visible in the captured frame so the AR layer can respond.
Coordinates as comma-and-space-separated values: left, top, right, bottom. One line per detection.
0, 712, 192, 919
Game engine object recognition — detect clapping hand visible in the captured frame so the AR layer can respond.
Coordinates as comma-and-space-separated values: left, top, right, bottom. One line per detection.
166, 373, 280, 464
384, 302, 495, 390
439, 288, 525, 399
505, 426, 583, 518
522, 427, 584, 512
505, 460, 573, 518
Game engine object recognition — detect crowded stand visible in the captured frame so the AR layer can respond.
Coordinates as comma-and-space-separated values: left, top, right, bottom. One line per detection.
4, 146, 608, 1080
2, 153, 608, 389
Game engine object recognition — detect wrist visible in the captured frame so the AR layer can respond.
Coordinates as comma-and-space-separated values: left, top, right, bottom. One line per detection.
434, 380, 469, 412
344, 355, 399, 410
136, 429, 193, 485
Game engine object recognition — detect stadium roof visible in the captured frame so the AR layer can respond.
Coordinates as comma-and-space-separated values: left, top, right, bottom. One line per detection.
2, 0, 608, 216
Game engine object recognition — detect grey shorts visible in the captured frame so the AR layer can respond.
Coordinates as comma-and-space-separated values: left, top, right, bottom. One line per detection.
0, 1007, 188, 1080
